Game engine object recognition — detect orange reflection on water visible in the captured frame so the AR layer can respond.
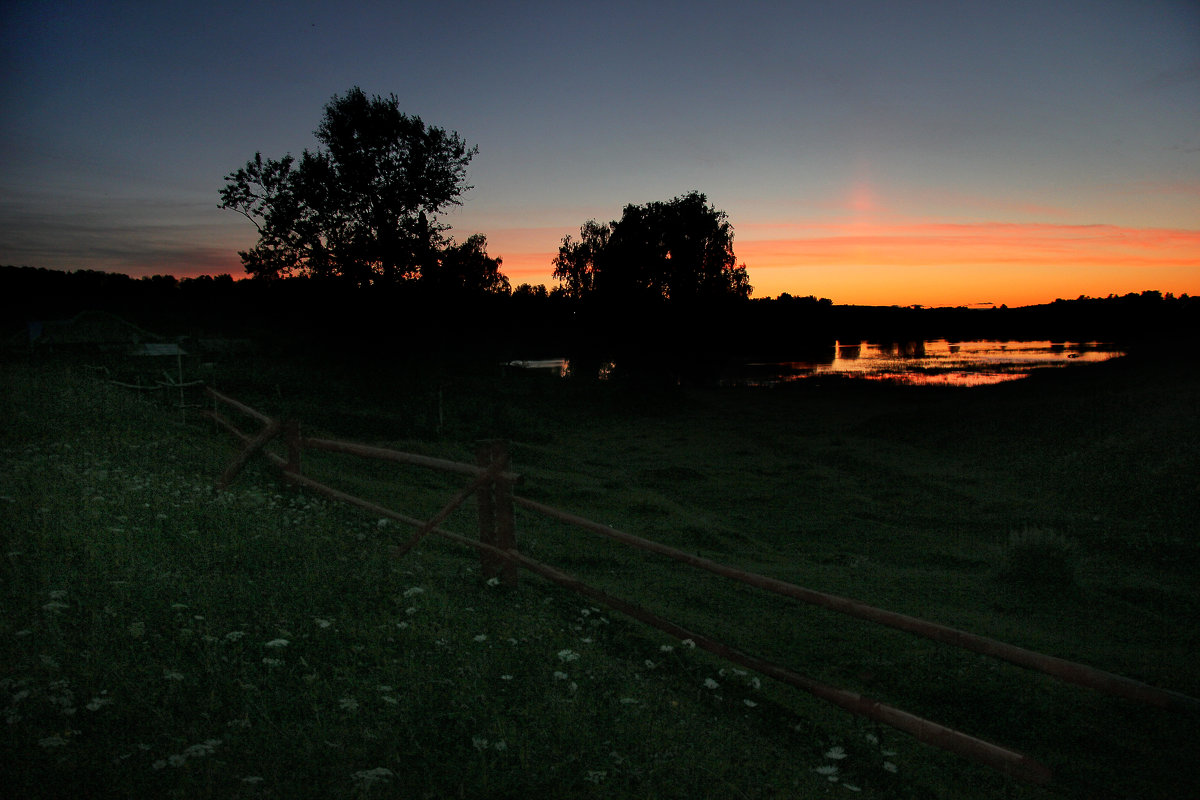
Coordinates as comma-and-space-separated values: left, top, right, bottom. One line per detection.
809, 339, 1122, 387
509, 341, 1124, 387
857, 371, 1029, 387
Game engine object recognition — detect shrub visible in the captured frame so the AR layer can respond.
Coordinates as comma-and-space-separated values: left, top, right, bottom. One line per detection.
994, 527, 1079, 589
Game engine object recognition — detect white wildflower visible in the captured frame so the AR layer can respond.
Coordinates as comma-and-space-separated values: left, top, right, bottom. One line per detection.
681, 639, 696, 649
557, 649, 580, 662
402, 587, 424, 597
353, 767, 393, 785
264, 638, 289, 648
704, 678, 719, 689
825, 746, 848, 760
473, 634, 487, 642
183, 739, 220, 758
86, 694, 113, 711
814, 764, 839, 781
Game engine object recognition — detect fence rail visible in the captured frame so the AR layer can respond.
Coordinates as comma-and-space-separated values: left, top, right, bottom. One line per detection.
203, 385, 1200, 789
514, 496, 1200, 714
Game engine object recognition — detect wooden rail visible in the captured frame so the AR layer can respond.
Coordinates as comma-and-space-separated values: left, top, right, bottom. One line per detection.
203, 385, 1200, 788
513, 497, 1200, 715
302, 435, 522, 483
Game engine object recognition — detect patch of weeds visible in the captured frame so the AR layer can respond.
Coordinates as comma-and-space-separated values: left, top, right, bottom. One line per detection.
993, 527, 1079, 590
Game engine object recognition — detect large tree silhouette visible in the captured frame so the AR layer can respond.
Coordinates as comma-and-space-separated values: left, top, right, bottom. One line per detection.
219, 87, 486, 288
553, 192, 751, 304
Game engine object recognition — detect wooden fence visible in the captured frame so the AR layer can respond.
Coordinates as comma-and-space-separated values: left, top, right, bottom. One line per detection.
204, 386, 1200, 789
85, 362, 205, 420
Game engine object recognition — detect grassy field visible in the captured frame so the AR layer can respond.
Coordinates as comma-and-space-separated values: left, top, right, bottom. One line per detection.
2, 349, 1197, 799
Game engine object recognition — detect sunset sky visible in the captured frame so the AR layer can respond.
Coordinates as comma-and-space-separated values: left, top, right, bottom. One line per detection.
2, 0, 1197, 307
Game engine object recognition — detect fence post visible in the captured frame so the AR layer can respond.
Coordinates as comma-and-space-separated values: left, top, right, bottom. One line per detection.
284, 419, 302, 477
476, 440, 518, 587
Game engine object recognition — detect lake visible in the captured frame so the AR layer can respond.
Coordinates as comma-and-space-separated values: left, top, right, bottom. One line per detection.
508, 340, 1125, 387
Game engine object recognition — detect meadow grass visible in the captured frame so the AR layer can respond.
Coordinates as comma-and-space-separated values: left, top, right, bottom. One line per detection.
1, 365, 910, 799
2, 354, 1198, 798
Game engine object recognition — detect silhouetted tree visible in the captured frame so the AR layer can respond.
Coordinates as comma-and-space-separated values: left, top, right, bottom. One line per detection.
552, 219, 610, 300
219, 87, 479, 288
427, 234, 509, 295
553, 191, 750, 304
512, 283, 549, 300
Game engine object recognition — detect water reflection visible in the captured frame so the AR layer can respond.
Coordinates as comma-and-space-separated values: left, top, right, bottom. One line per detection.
505, 359, 570, 377
767, 339, 1122, 387
507, 340, 1124, 387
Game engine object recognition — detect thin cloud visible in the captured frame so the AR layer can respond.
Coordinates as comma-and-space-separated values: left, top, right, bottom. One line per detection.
0, 196, 248, 276
1139, 59, 1200, 92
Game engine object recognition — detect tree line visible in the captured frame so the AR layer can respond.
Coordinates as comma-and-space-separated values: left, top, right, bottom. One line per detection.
5, 264, 1194, 351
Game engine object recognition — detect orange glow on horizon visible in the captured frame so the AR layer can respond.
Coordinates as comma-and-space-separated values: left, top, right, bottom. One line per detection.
134, 218, 1196, 308
496, 219, 1200, 307
734, 220, 1200, 306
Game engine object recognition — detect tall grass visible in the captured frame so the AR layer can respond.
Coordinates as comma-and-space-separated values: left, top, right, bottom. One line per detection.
994, 528, 1079, 590
1, 366, 917, 799
3, 359, 1198, 799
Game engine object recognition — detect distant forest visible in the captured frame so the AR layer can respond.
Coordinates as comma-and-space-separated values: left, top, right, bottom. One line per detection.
3, 265, 1196, 361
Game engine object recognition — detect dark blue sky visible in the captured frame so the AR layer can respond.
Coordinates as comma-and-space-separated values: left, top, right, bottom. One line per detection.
2, 0, 1197, 304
